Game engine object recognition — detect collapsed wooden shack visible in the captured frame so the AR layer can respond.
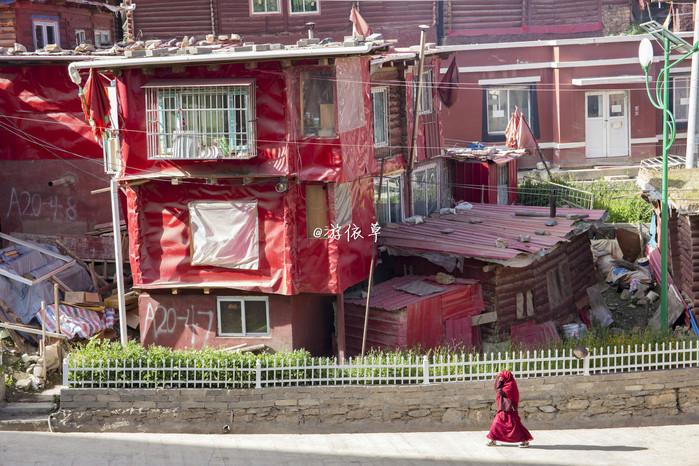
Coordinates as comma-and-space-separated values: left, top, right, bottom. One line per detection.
378, 203, 606, 342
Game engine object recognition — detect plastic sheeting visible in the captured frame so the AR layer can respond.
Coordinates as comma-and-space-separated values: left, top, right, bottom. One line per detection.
0, 243, 94, 323
189, 200, 259, 270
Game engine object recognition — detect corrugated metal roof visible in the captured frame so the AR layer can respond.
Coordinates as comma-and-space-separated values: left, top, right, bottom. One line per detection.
345, 275, 478, 311
379, 203, 606, 266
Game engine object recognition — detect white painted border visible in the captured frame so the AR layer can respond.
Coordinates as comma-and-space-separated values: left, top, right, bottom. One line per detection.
571, 75, 645, 86
631, 137, 659, 145
478, 76, 541, 85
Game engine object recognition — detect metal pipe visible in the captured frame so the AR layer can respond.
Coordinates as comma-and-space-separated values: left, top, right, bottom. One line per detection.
48, 175, 76, 187
110, 177, 128, 346
306, 22, 315, 40
660, 36, 670, 331
686, 8, 699, 168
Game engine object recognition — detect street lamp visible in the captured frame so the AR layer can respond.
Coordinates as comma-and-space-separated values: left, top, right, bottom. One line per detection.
638, 21, 699, 331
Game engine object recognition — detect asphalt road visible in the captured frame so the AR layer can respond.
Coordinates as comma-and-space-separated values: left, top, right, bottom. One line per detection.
0, 424, 697, 466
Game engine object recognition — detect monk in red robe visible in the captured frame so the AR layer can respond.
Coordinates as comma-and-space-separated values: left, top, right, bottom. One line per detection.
486, 370, 533, 448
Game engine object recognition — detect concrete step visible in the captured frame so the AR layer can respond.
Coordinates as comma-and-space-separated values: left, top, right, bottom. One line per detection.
0, 402, 57, 419
0, 416, 49, 432
10, 386, 62, 403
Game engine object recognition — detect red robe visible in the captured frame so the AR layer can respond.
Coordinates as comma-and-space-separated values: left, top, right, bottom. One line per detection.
487, 370, 533, 443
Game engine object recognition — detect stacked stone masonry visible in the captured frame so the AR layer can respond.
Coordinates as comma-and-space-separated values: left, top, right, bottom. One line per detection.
55, 368, 699, 433
602, 4, 631, 36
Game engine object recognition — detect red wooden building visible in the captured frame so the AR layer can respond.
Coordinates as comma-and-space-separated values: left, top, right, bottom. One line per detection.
131, 0, 639, 47
68, 36, 448, 356
0, 0, 117, 51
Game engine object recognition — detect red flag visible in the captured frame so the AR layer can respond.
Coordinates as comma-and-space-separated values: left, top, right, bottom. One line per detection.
504, 109, 521, 149
438, 56, 459, 107
80, 68, 111, 142
349, 5, 371, 37
505, 109, 538, 155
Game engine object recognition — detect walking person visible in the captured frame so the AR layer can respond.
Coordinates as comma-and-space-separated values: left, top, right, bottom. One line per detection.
486, 369, 533, 448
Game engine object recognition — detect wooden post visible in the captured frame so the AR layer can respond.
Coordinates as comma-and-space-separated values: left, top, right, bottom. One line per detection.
40, 301, 47, 380
336, 293, 346, 363
53, 283, 61, 335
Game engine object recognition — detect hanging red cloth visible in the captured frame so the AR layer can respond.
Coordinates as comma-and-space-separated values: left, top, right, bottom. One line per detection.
80, 68, 111, 142
438, 56, 459, 107
487, 370, 533, 444
349, 5, 372, 37
504, 110, 521, 149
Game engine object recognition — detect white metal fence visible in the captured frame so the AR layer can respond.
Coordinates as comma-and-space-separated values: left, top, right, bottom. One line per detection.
63, 340, 699, 390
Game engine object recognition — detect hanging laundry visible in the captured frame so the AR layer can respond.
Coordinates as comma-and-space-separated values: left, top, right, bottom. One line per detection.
437, 56, 459, 107
349, 5, 371, 38
80, 68, 111, 142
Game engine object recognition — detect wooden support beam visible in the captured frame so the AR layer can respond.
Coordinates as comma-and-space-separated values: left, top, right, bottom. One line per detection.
0, 322, 67, 340
471, 311, 498, 326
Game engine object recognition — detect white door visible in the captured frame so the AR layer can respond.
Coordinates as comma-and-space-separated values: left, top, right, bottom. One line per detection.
585, 93, 606, 158
585, 91, 629, 158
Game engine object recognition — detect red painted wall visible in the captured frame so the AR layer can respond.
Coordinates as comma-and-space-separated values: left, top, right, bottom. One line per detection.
441, 38, 665, 169
139, 290, 333, 354
0, 63, 110, 234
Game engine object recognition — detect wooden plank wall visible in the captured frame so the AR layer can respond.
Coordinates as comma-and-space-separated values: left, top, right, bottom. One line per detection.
371, 66, 407, 160
0, 7, 16, 48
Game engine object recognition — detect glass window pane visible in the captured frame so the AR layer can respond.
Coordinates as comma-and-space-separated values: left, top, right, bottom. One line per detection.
245, 301, 268, 334
46, 25, 55, 45
372, 89, 388, 146
35, 25, 44, 49
388, 177, 401, 223
674, 77, 689, 122
487, 89, 508, 134
219, 300, 243, 334
587, 95, 602, 118
412, 171, 426, 216
427, 168, 438, 214
609, 93, 625, 117
509, 88, 529, 121
302, 70, 335, 137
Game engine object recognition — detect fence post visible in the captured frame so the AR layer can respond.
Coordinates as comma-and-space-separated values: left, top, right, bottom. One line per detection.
583, 355, 590, 376
255, 359, 262, 389
62, 357, 69, 386
422, 355, 430, 385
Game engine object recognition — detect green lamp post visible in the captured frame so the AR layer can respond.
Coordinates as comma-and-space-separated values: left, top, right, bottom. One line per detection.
638, 21, 699, 331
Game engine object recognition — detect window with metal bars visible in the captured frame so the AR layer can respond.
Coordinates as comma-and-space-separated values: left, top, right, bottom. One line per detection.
145, 82, 256, 160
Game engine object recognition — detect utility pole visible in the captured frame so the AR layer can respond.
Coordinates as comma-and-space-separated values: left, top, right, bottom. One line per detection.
686, 4, 699, 168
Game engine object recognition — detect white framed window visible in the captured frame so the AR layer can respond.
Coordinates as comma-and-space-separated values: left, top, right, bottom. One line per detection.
301, 69, 335, 137
189, 200, 259, 270
487, 86, 530, 135
94, 29, 111, 48
374, 174, 403, 225
33, 19, 59, 49
413, 69, 434, 115
251, 0, 281, 14
371, 87, 389, 147
74, 29, 86, 46
673, 76, 690, 123
411, 163, 438, 217
290, 0, 319, 14
217, 296, 270, 336
145, 81, 256, 159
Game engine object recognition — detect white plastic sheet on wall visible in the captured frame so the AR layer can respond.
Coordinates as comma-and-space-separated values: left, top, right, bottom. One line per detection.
188, 200, 259, 270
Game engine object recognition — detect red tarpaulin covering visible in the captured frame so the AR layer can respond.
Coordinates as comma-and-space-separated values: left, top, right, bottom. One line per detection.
80, 68, 111, 142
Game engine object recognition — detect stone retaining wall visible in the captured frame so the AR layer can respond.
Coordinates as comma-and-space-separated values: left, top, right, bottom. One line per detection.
55, 368, 699, 434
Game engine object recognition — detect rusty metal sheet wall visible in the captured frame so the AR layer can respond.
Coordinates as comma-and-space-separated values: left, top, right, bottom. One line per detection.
677, 214, 699, 309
